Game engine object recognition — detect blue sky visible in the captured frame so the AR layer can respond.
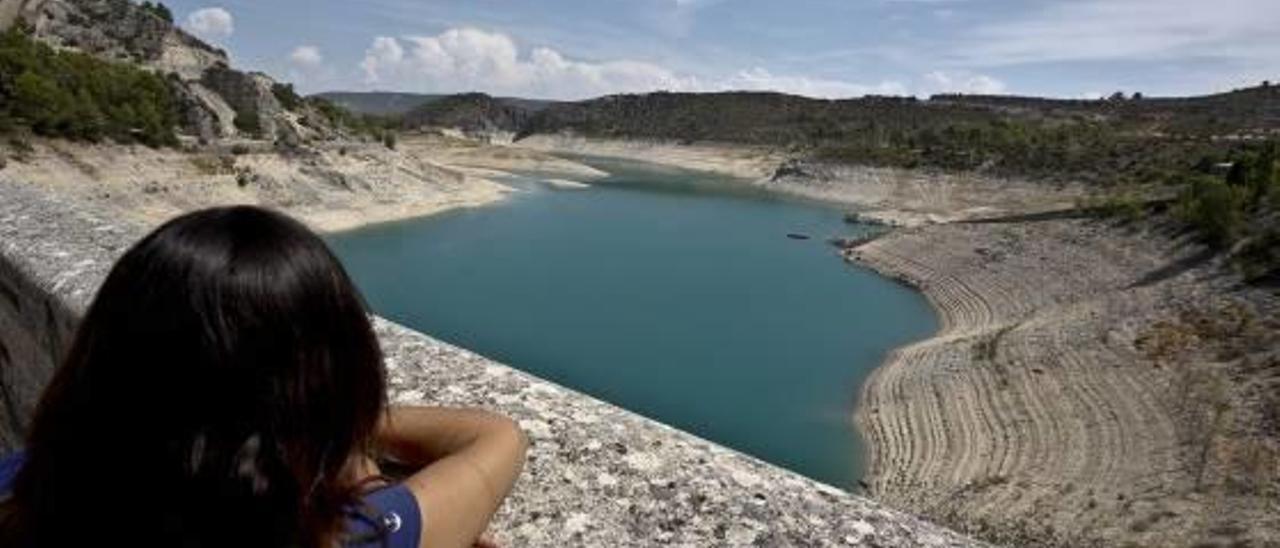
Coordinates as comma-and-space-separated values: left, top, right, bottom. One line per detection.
168, 0, 1280, 100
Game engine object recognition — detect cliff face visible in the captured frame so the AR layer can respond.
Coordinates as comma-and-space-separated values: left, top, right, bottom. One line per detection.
0, 0, 338, 143
3, 0, 225, 77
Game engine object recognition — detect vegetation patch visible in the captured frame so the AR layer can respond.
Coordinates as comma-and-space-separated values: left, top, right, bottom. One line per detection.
0, 27, 179, 147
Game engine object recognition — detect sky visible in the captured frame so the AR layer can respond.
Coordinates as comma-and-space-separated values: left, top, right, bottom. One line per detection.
165, 0, 1280, 101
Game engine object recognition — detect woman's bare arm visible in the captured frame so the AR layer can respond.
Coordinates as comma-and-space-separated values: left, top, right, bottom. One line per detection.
375, 406, 528, 548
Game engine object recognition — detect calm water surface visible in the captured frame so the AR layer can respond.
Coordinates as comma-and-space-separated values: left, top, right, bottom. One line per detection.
328, 157, 937, 489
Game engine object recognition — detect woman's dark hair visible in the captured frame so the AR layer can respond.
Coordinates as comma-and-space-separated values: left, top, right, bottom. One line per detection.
0, 206, 387, 547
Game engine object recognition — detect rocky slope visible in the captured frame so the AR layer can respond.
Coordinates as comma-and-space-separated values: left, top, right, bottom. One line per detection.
1, 0, 342, 144
1, 137, 517, 232
0, 0, 544, 232
850, 218, 1279, 546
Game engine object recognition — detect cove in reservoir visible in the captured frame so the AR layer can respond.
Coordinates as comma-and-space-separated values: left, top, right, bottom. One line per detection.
328, 156, 937, 490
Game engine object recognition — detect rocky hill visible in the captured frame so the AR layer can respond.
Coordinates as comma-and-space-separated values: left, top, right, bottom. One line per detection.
390, 87, 1280, 184
389, 87, 1280, 282
322, 91, 558, 120
0, 0, 514, 239
316, 91, 445, 117
0, 0, 357, 144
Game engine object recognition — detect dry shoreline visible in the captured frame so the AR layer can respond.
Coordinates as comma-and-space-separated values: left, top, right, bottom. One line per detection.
0, 135, 607, 233
514, 134, 1085, 227
846, 220, 1279, 546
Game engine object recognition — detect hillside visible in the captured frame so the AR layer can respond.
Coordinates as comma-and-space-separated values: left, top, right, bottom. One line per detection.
315, 91, 444, 117
385, 88, 1279, 281
387, 87, 1279, 185
321, 90, 558, 120
0, 0, 386, 145
0, 0, 517, 234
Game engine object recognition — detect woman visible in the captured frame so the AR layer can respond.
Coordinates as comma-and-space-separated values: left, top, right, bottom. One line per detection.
0, 206, 527, 547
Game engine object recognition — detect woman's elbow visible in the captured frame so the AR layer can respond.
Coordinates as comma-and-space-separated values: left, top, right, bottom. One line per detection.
495, 415, 529, 458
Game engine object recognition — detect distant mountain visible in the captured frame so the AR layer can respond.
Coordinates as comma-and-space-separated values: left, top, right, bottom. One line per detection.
398, 93, 554, 135
313, 92, 446, 117
317, 91, 557, 118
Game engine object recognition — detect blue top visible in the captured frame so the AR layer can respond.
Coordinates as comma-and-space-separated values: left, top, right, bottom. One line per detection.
0, 450, 421, 548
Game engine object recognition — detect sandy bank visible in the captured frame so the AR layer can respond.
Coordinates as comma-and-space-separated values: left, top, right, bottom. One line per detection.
542, 178, 591, 190
514, 134, 784, 180
405, 134, 610, 181
0, 138, 519, 233
513, 134, 1083, 227
850, 219, 1279, 546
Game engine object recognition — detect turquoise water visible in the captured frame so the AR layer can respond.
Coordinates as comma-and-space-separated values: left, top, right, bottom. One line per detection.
328, 157, 937, 490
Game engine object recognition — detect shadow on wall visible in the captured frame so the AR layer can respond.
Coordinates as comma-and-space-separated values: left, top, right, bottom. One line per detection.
0, 253, 78, 453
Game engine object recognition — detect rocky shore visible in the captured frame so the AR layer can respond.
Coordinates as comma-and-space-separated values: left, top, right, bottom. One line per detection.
0, 135, 611, 233
849, 219, 1279, 546
515, 135, 1083, 227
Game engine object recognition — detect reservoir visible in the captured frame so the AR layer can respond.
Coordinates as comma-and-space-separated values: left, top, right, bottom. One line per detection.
328, 157, 937, 489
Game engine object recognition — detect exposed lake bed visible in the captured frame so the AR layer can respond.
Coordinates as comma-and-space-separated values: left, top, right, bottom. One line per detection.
329, 155, 939, 489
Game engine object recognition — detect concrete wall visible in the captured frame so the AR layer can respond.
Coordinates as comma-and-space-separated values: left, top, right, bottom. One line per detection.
0, 247, 76, 452
0, 182, 978, 546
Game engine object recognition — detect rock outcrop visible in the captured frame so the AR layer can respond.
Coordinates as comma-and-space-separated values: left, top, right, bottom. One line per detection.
2, 0, 225, 77
0, 0, 340, 143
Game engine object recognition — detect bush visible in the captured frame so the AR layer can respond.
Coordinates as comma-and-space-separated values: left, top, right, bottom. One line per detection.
1084, 191, 1146, 222
0, 27, 179, 146
382, 131, 397, 150
304, 96, 396, 139
233, 108, 262, 138
271, 83, 303, 111
1177, 176, 1248, 246
140, 2, 174, 23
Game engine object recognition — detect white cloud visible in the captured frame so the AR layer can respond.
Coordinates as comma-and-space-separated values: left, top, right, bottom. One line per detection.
360, 29, 695, 99
921, 70, 1006, 95
289, 46, 324, 68
360, 36, 406, 83
184, 7, 234, 42
720, 68, 908, 98
957, 0, 1280, 67
358, 27, 916, 100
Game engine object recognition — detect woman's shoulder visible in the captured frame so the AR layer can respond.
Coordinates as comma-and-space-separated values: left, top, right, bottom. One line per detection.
345, 482, 423, 548
1, 452, 419, 547
0, 450, 25, 494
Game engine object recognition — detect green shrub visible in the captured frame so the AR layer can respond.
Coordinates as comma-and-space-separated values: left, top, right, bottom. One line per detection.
304, 96, 396, 139
1097, 192, 1146, 221
233, 108, 262, 138
271, 83, 303, 111
1177, 176, 1248, 246
139, 2, 174, 23
0, 27, 179, 146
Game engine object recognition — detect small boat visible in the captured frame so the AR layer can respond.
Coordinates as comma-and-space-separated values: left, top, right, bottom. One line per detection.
786, 233, 811, 240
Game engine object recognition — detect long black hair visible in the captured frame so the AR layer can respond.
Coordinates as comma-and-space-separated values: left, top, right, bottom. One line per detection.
0, 206, 387, 547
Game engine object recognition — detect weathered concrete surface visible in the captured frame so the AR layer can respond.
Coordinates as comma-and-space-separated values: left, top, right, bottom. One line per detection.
0, 181, 979, 546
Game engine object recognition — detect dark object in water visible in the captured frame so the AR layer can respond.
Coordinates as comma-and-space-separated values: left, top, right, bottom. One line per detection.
787, 233, 811, 240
